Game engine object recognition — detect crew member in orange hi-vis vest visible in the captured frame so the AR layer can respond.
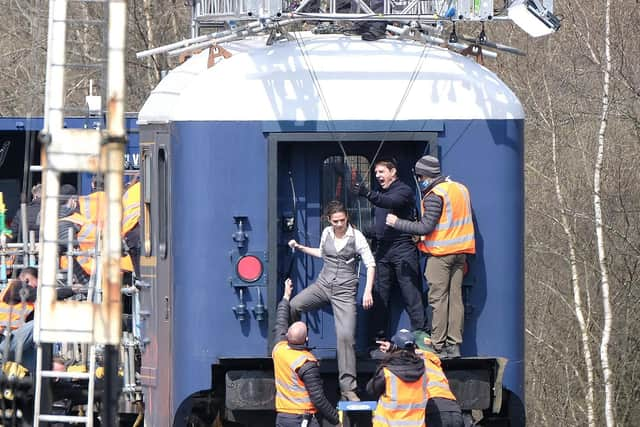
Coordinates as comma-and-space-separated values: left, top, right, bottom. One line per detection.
121, 179, 141, 275
386, 156, 475, 359
1, 267, 76, 373
61, 176, 139, 277
418, 337, 464, 427
367, 329, 428, 427
272, 278, 339, 427
0, 268, 38, 373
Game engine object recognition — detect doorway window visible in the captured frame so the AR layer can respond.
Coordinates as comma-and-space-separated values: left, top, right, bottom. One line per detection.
321, 155, 372, 231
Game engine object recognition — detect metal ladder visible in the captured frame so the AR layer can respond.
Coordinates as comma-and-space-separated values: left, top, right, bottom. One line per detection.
34, 345, 98, 425
34, 0, 127, 424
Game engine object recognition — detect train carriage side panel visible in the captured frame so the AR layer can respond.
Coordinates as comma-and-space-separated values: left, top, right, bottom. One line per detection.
435, 118, 525, 419
170, 120, 270, 416
139, 124, 174, 426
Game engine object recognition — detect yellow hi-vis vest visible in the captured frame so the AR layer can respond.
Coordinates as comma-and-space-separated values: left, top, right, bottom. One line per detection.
122, 182, 141, 235
76, 191, 106, 245
272, 341, 317, 415
61, 194, 134, 274
372, 367, 427, 427
416, 181, 475, 256
0, 287, 34, 332
418, 350, 457, 401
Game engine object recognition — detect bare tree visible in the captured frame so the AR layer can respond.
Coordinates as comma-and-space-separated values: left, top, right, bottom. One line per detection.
593, 0, 614, 425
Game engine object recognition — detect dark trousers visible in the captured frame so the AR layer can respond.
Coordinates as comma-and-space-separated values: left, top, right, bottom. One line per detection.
427, 399, 464, 427
426, 410, 464, 427
370, 240, 425, 341
276, 413, 320, 427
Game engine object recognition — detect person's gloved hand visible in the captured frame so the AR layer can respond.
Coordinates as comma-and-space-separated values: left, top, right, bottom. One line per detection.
353, 182, 370, 198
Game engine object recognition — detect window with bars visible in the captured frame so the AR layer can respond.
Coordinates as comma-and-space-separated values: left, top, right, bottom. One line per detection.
321, 155, 372, 232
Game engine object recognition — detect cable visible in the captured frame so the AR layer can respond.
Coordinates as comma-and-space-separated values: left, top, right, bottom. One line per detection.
363, 41, 432, 180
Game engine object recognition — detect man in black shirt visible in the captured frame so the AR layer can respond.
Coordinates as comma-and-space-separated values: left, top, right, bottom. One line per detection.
354, 159, 425, 350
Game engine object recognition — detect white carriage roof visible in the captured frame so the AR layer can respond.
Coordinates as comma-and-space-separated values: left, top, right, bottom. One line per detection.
138, 34, 524, 124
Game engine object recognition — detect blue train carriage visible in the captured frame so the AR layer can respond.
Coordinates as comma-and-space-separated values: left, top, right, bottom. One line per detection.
137, 33, 524, 426
0, 115, 139, 235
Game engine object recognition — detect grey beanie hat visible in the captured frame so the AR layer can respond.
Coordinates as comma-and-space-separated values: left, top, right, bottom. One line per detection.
415, 155, 440, 178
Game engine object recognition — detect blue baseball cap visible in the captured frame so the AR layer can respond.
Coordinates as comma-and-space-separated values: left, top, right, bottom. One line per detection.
391, 329, 415, 350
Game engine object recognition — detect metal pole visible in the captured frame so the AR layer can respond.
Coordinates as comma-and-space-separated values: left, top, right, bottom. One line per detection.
37, 0, 67, 346
29, 230, 37, 267
102, 344, 120, 427
66, 227, 74, 288
101, 1, 127, 424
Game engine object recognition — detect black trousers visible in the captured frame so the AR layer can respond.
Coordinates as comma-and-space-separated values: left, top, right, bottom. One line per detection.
275, 413, 320, 427
370, 239, 425, 341
426, 410, 465, 427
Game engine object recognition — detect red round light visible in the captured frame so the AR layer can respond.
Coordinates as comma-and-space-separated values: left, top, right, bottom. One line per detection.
236, 255, 263, 283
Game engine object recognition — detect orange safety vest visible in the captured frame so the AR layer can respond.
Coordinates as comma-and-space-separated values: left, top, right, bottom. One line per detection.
416, 181, 475, 256
272, 341, 317, 415
372, 367, 427, 427
122, 182, 141, 236
0, 287, 35, 332
419, 350, 457, 401
61, 196, 134, 274
58, 212, 87, 271
76, 191, 106, 247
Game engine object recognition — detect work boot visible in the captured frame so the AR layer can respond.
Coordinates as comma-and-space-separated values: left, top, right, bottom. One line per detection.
433, 346, 448, 359
360, 22, 386, 41
361, 31, 385, 41
446, 344, 461, 358
341, 391, 360, 402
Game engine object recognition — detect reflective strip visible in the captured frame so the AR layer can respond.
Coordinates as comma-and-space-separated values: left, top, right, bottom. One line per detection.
425, 366, 443, 376
0, 307, 31, 315
276, 379, 306, 394
377, 400, 427, 411
389, 374, 398, 402
431, 183, 472, 232
291, 354, 308, 370
373, 414, 425, 427
427, 380, 450, 390
122, 207, 139, 229
432, 187, 452, 231
435, 216, 473, 231
77, 223, 96, 242
275, 391, 312, 405
77, 255, 95, 274
424, 233, 474, 246
79, 196, 92, 221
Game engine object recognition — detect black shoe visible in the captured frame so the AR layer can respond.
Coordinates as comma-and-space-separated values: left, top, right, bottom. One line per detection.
446, 344, 461, 358
361, 31, 385, 41
433, 346, 447, 359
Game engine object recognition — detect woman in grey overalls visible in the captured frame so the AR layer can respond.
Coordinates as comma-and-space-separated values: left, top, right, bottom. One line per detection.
288, 200, 376, 401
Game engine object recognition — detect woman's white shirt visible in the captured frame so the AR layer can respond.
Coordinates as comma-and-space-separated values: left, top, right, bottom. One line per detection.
319, 225, 375, 268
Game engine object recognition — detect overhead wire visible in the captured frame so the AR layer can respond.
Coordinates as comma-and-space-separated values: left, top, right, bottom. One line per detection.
361, 0, 453, 178
284, 5, 454, 293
